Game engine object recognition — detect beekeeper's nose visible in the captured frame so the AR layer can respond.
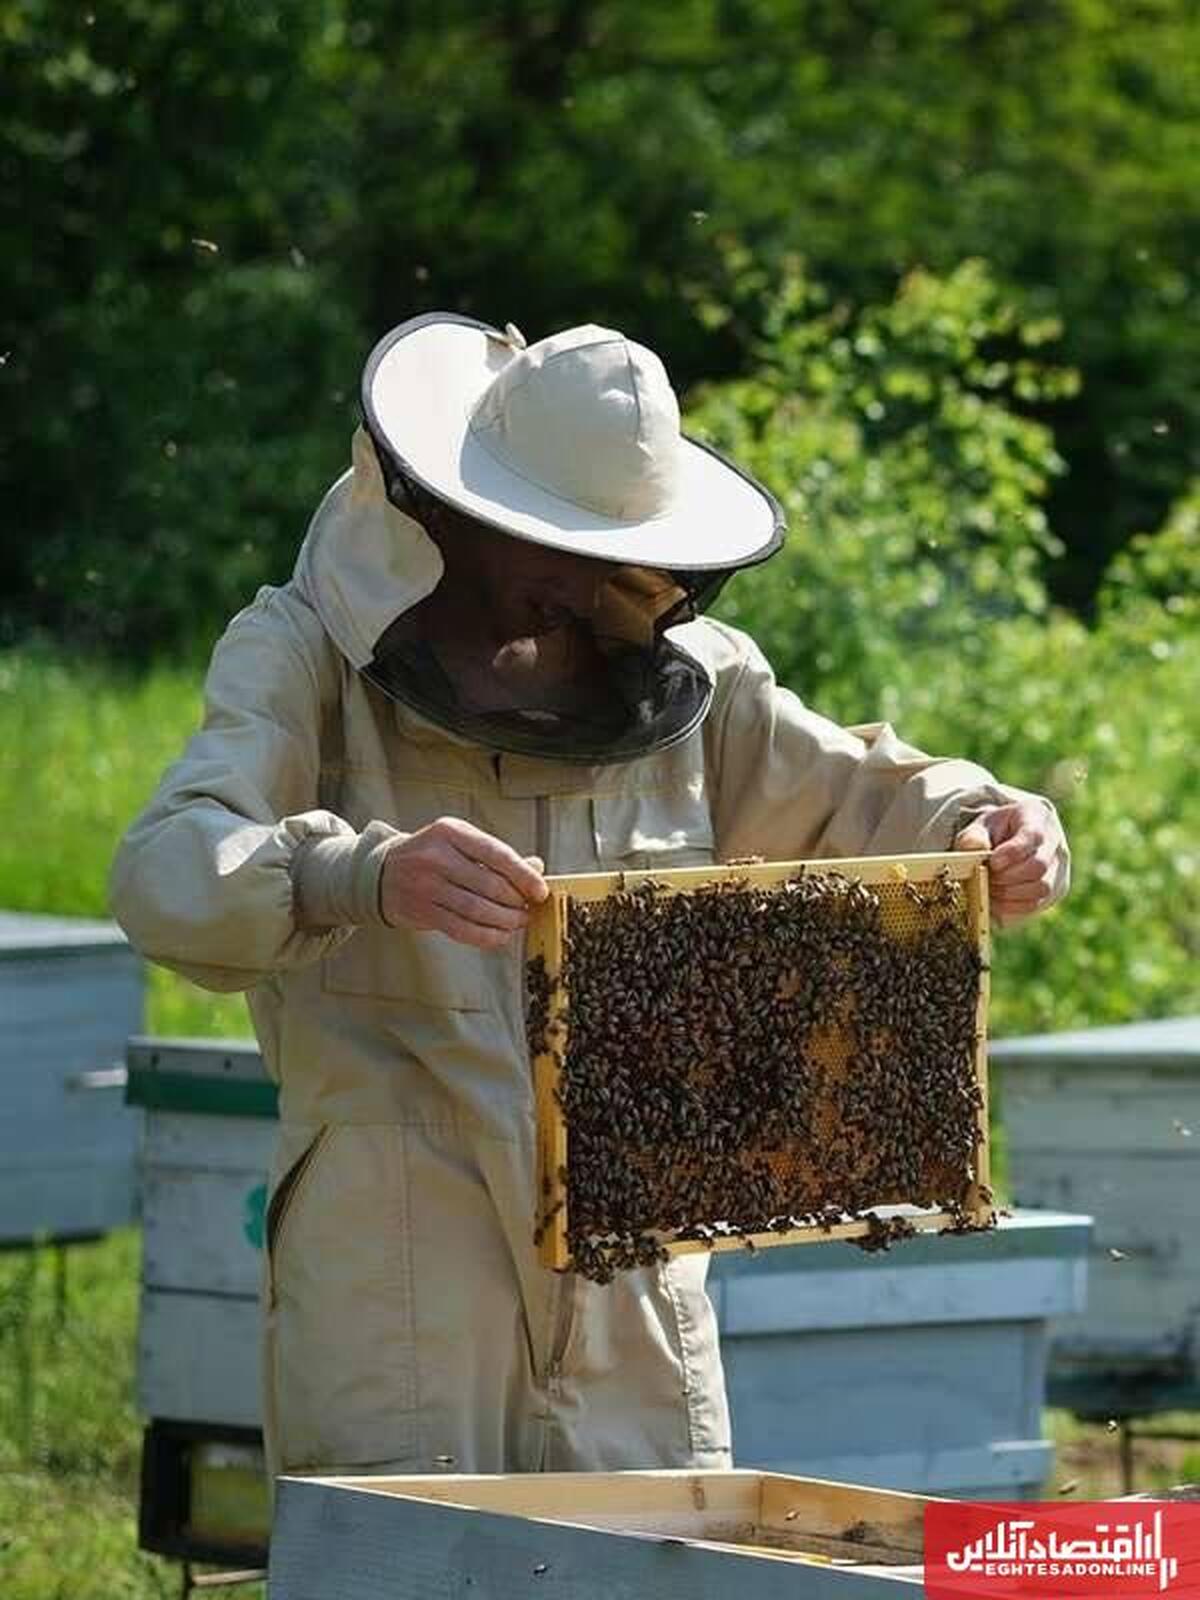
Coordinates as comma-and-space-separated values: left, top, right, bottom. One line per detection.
546, 554, 618, 619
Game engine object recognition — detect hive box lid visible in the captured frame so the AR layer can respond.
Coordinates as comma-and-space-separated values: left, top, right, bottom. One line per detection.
709, 1209, 1091, 1335
0, 908, 133, 958
125, 1035, 275, 1118
991, 1017, 1200, 1069
269, 1469, 932, 1597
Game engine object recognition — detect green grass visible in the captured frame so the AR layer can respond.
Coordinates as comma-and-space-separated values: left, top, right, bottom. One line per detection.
1047, 1408, 1200, 1500
0, 1233, 266, 1599
0, 649, 253, 1592
0, 1234, 178, 1599
0, 648, 252, 1039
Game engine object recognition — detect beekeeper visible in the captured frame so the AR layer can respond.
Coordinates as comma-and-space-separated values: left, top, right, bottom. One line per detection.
110, 314, 1070, 1485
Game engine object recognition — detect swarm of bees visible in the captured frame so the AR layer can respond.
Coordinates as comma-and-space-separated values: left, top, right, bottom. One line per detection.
526, 867, 989, 1284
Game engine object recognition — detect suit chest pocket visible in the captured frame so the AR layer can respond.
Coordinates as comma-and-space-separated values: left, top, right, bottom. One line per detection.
590, 786, 716, 870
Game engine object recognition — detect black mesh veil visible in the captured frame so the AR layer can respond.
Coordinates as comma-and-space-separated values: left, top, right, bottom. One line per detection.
361, 427, 770, 765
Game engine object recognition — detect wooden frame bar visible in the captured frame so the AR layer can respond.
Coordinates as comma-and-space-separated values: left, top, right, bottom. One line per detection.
528, 851, 993, 1271
528, 888, 570, 1267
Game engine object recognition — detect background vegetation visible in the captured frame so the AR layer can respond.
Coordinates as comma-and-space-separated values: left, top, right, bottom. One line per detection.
3, 0, 1196, 1031
1, 3, 1197, 1596
4, 0, 1198, 649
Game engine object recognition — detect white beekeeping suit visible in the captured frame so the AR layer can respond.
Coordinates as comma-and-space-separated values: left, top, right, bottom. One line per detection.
111, 315, 1069, 1484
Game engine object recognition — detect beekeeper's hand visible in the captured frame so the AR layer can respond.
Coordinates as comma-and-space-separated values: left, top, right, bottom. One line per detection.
954, 799, 1068, 927
380, 818, 548, 948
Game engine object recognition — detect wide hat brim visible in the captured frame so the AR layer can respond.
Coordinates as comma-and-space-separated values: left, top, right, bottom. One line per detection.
361, 313, 784, 571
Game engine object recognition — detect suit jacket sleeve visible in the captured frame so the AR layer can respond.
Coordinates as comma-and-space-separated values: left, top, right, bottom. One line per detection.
108, 584, 398, 992
699, 619, 1070, 901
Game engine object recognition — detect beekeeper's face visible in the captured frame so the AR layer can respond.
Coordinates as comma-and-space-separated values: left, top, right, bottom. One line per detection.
433, 504, 619, 642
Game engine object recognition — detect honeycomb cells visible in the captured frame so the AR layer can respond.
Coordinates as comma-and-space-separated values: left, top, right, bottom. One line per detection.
526, 868, 989, 1283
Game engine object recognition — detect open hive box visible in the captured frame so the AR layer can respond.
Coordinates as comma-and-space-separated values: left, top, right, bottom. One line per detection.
526, 851, 994, 1279
269, 1469, 934, 1597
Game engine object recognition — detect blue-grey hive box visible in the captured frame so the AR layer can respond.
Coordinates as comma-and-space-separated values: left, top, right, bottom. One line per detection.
993, 1017, 1200, 1418
128, 1036, 275, 1434
710, 1210, 1090, 1500
127, 1035, 275, 1564
126, 1036, 1089, 1565
0, 909, 143, 1244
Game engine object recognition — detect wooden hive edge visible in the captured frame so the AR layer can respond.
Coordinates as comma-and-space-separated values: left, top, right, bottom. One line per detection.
279, 1467, 937, 1566
961, 859, 995, 1225
757, 1471, 929, 1554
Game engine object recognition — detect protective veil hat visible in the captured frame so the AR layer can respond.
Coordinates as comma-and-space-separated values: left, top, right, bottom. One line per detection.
361, 313, 783, 572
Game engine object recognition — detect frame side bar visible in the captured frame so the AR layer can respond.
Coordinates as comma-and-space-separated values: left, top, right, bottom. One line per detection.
529, 889, 571, 1269
962, 859, 994, 1224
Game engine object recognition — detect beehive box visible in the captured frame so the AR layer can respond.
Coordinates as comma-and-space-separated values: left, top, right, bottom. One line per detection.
125, 1035, 276, 1565
993, 1016, 1200, 1417
713, 1209, 1091, 1500
269, 1469, 933, 1597
0, 909, 143, 1243
125, 1036, 277, 1431
527, 851, 993, 1278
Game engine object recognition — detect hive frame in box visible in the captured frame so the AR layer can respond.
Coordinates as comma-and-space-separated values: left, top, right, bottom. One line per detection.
270, 1468, 935, 1595
527, 849, 992, 1271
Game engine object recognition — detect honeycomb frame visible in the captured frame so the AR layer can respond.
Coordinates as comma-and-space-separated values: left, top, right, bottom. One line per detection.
527, 850, 993, 1272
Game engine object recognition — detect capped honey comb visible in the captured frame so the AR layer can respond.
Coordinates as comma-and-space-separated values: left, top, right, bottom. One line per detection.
525, 852, 994, 1282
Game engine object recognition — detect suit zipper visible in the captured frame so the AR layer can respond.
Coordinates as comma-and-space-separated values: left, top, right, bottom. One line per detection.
534, 793, 549, 866
266, 1127, 331, 1309
533, 788, 572, 1395
546, 1275, 575, 1396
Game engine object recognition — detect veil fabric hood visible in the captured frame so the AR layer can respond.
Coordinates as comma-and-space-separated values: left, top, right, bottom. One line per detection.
292, 429, 731, 764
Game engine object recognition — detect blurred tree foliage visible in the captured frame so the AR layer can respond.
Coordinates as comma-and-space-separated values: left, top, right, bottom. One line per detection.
691, 251, 1078, 695
2, 0, 1197, 651
693, 263, 1198, 1029
1, 0, 362, 650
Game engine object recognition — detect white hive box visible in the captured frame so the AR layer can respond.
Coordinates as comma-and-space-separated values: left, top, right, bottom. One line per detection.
993, 1017, 1200, 1416
126, 1035, 275, 1429
711, 1208, 1090, 1499
0, 909, 143, 1243
127, 1035, 274, 1565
